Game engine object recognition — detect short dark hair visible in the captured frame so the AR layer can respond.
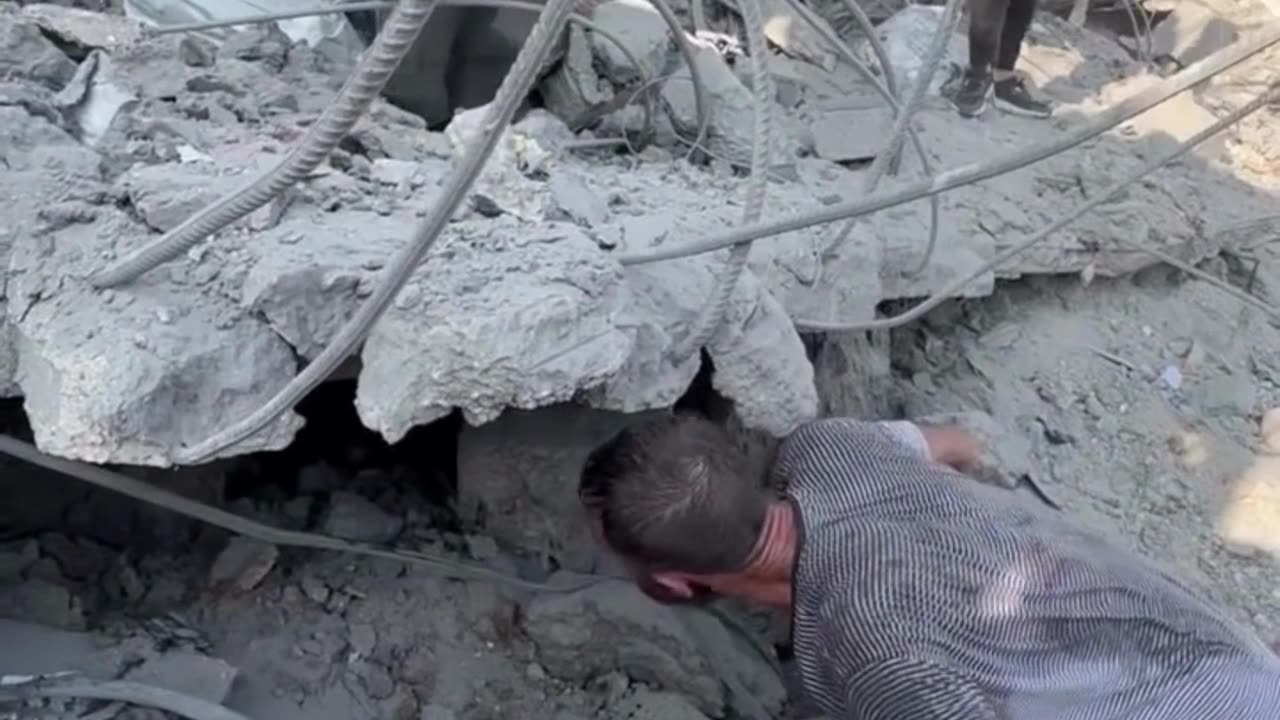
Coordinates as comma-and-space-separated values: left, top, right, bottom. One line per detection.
579, 413, 770, 574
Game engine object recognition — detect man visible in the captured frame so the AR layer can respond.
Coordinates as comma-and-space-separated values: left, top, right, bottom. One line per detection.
951, 0, 1053, 118
579, 413, 1280, 719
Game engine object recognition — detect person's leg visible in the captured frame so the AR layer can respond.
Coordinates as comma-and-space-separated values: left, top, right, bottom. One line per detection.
952, 0, 1008, 118
991, 0, 1053, 117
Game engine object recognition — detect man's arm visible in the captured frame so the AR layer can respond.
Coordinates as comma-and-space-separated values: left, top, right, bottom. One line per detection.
875, 420, 981, 473
843, 657, 999, 720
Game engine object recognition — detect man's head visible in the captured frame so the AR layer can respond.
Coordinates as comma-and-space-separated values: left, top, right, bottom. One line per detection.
580, 413, 792, 605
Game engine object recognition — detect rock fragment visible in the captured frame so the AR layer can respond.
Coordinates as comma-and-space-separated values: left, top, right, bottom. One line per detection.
0, 12, 78, 89
608, 689, 711, 720
321, 492, 403, 544
1148, 1, 1238, 67
590, 0, 672, 82
39, 532, 114, 582
21, 3, 145, 53
0, 577, 86, 630
1192, 372, 1256, 418
0, 540, 40, 580
547, 172, 609, 227
209, 536, 279, 591
124, 650, 239, 705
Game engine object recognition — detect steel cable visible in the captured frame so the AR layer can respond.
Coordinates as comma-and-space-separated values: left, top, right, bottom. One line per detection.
90, 0, 442, 289
90, 0, 710, 288
614, 24, 1280, 266
841, 0, 962, 278
794, 79, 1280, 332
783, 0, 944, 279
670, 0, 772, 359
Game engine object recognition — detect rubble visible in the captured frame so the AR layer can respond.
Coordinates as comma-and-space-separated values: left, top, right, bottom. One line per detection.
208, 536, 279, 591
0, 0, 1277, 482
320, 491, 403, 543
1147, 0, 1240, 66
456, 404, 664, 572
523, 579, 786, 720
608, 688, 713, 719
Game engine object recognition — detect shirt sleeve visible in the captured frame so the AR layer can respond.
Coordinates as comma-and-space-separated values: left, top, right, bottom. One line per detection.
842, 657, 999, 720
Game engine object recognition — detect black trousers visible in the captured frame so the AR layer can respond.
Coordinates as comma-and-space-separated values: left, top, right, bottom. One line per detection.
967, 0, 1038, 72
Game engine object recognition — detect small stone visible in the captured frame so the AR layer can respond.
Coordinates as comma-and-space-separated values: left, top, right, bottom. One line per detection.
115, 560, 147, 601
40, 533, 114, 581
25, 557, 64, 583
348, 622, 378, 657
142, 575, 188, 610
525, 662, 547, 681
297, 462, 342, 494
609, 689, 711, 720
370, 159, 421, 186
547, 173, 609, 227
0, 540, 39, 579
178, 36, 217, 67
1193, 373, 1256, 417
0, 578, 85, 630
282, 497, 314, 526
354, 660, 396, 700
465, 534, 500, 561
300, 575, 331, 604
420, 705, 457, 720
208, 536, 279, 591
321, 492, 403, 544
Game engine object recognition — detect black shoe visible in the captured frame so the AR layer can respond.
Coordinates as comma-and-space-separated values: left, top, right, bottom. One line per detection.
949, 66, 994, 119
993, 75, 1053, 118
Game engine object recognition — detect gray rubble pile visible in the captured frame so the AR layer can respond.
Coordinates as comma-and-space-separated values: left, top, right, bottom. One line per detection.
1, 0, 1277, 467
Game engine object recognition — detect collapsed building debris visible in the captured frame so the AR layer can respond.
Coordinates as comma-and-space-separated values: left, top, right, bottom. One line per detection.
3, 0, 1280, 716
3, 0, 1277, 467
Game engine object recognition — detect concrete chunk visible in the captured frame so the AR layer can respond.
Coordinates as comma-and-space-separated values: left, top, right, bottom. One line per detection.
7, 202, 302, 465
1149, 2, 1239, 66
590, 0, 672, 83
354, 222, 634, 440
661, 38, 802, 167
0, 10, 78, 90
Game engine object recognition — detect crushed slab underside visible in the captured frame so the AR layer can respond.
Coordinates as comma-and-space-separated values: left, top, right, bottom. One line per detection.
0, 2, 1277, 465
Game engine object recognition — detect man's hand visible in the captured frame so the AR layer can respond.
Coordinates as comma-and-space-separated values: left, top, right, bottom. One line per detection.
913, 411, 1040, 492
918, 426, 982, 472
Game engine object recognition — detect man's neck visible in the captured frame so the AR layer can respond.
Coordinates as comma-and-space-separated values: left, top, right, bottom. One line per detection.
720, 501, 797, 608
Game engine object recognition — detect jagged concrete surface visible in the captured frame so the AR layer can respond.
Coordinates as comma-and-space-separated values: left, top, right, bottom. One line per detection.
1, 0, 1278, 464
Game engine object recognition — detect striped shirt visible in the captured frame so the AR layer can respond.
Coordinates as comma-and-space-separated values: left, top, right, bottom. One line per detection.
776, 418, 1280, 719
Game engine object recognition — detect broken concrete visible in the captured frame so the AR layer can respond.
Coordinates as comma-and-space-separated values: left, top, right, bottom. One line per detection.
0, 617, 239, 706
320, 491, 403, 544
1148, 1, 1240, 67
523, 579, 785, 720
1, 0, 1277, 472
